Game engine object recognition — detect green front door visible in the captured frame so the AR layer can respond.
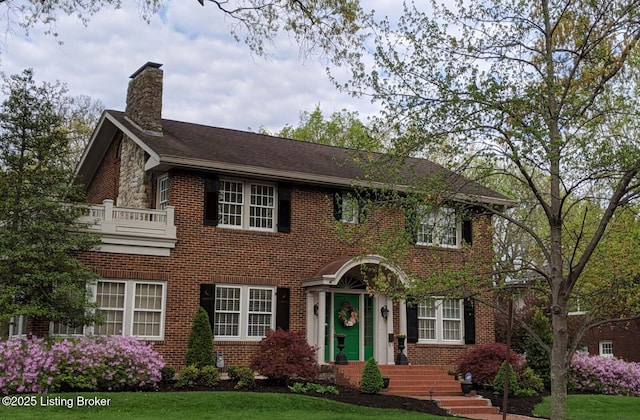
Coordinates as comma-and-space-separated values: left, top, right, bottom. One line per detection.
334, 293, 360, 362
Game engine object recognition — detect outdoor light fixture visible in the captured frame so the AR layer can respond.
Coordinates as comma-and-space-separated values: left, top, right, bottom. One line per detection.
380, 305, 389, 319
313, 303, 319, 316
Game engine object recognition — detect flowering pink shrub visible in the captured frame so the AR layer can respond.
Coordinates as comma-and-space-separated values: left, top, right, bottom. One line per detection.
0, 336, 164, 394
570, 353, 640, 396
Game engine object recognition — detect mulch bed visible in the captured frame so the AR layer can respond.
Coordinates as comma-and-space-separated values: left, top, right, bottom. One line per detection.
158, 379, 546, 418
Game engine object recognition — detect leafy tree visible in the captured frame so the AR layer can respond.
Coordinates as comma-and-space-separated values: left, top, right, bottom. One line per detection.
262, 105, 382, 151
184, 306, 214, 368
0, 68, 99, 328
341, 1, 640, 418
2, 0, 370, 63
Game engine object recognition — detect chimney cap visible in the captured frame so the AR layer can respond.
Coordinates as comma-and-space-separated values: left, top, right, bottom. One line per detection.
130, 62, 163, 79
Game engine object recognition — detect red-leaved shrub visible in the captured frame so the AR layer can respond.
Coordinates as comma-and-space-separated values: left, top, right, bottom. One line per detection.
456, 343, 524, 385
250, 328, 318, 384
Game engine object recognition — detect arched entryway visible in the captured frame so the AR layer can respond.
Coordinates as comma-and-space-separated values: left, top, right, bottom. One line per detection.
303, 255, 409, 365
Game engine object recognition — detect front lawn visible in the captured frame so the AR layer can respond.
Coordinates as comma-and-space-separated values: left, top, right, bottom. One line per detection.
533, 394, 640, 420
0, 391, 445, 420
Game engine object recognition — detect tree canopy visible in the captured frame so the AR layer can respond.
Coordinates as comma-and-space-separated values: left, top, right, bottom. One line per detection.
2, 0, 369, 63
262, 105, 382, 151
0, 69, 99, 329
340, 1, 640, 418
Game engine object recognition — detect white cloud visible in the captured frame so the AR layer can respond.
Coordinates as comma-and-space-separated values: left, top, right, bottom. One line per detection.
0, 1, 381, 132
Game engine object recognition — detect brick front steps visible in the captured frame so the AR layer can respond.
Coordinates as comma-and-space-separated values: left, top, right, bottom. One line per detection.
335, 363, 499, 416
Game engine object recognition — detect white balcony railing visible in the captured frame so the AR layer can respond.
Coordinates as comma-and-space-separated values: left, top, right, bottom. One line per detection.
79, 199, 177, 256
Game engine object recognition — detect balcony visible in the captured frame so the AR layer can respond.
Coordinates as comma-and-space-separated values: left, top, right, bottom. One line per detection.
79, 199, 177, 256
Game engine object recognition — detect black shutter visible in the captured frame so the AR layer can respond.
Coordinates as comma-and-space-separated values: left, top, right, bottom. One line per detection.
404, 207, 418, 244
333, 191, 343, 221
275, 287, 290, 331
203, 176, 219, 226
464, 298, 476, 344
277, 185, 292, 233
357, 196, 367, 223
199, 284, 216, 332
462, 219, 473, 246
406, 300, 419, 343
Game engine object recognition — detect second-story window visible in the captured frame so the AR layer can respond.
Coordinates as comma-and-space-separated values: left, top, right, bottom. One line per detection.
417, 206, 459, 247
218, 179, 276, 231
157, 175, 169, 209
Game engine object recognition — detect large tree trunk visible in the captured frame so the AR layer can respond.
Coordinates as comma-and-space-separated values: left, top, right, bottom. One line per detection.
550, 291, 569, 420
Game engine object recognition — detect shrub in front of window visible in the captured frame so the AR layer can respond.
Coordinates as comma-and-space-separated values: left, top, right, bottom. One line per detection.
0, 336, 164, 394
456, 343, 524, 385
250, 328, 318, 385
569, 353, 640, 396
184, 306, 214, 368
227, 365, 255, 389
359, 357, 384, 394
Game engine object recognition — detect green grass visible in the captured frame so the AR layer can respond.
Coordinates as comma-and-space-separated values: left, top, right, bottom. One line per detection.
0, 392, 443, 420
533, 394, 640, 420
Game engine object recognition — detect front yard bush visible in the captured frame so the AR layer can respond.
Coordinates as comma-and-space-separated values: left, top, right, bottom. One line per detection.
569, 353, 640, 396
184, 307, 214, 368
359, 357, 384, 393
250, 328, 318, 384
493, 361, 519, 396
456, 343, 524, 385
227, 365, 255, 389
0, 336, 164, 394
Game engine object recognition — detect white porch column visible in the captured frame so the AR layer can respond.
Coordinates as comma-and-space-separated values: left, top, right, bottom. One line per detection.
399, 300, 407, 335
317, 291, 327, 364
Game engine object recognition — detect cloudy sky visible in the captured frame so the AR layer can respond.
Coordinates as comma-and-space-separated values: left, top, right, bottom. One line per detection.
0, 1, 386, 133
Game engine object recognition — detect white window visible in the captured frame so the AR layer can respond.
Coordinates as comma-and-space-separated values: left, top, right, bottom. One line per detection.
417, 207, 459, 247
8, 315, 27, 338
50, 322, 84, 336
218, 179, 276, 231
340, 194, 359, 223
599, 341, 614, 358
417, 298, 463, 344
157, 175, 169, 209
92, 280, 166, 340
213, 285, 275, 340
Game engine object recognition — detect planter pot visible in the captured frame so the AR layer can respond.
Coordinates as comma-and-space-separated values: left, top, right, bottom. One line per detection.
335, 334, 348, 365
461, 382, 474, 396
382, 376, 390, 390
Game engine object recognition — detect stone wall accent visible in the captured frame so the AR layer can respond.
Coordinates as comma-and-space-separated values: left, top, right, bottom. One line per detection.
116, 136, 150, 208
125, 62, 163, 134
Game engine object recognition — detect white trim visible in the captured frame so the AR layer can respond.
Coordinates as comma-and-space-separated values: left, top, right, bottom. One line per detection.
303, 255, 408, 288
151, 156, 515, 207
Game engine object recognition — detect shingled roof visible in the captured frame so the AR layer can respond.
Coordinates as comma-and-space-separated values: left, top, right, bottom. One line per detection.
78, 110, 512, 207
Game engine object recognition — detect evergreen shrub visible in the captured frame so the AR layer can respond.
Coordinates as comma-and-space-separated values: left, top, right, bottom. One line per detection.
359, 357, 384, 393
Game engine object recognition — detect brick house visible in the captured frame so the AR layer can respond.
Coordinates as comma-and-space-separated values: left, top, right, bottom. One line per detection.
42, 62, 511, 369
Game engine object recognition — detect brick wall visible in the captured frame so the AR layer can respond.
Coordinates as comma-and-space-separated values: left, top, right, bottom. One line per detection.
79, 167, 495, 369
86, 133, 121, 204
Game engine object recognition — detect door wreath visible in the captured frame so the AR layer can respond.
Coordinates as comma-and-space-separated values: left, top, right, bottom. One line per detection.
338, 301, 359, 327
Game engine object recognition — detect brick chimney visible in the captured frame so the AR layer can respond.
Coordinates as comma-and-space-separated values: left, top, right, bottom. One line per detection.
125, 62, 163, 134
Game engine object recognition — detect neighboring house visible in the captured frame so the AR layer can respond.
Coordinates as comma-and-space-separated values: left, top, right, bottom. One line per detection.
21, 62, 512, 369
571, 315, 640, 362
